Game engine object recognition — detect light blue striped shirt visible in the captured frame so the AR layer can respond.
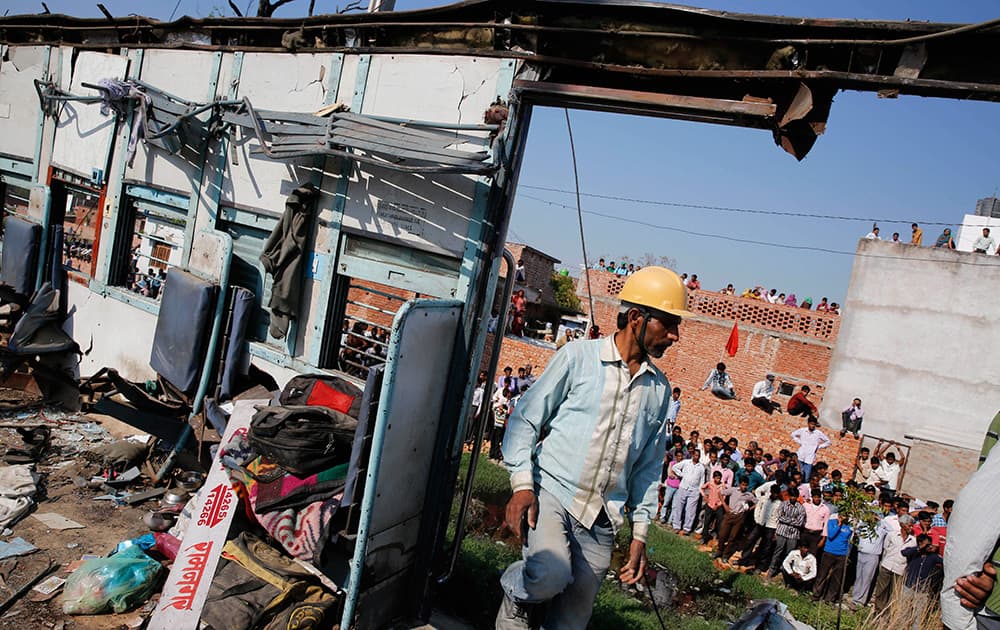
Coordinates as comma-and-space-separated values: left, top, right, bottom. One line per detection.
502, 334, 671, 542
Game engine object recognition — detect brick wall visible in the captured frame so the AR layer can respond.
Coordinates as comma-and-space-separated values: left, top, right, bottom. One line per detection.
899, 439, 974, 504
344, 281, 416, 331
504, 242, 560, 308
481, 267, 858, 475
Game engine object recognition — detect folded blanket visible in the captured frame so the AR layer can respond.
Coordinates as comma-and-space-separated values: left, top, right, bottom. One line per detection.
254, 462, 348, 514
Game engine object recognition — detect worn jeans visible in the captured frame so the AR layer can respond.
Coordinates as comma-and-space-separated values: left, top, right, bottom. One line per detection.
701, 504, 725, 543
768, 534, 799, 576
659, 485, 678, 520
671, 486, 701, 533
800, 462, 813, 482
851, 551, 880, 605
497, 487, 614, 630
814, 553, 848, 603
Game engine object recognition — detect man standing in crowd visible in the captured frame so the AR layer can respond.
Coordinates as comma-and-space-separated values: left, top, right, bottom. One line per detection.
873, 441, 904, 495
715, 478, 757, 564
671, 449, 708, 535
973, 227, 996, 254
751, 374, 781, 414
841, 397, 864, 439
767, 487, 806, 579
850, 515, 886, 608
873, 513, 916, 610
496, 267, 687, 629
791, 416, 831, 481
787, 385, 818, 420
801, 489, 831, 556
812, 514, 853, 603
700, 470, 726, 546
911, 222, 923, 245
854, 447, 873, 484
739, 479, 784, 573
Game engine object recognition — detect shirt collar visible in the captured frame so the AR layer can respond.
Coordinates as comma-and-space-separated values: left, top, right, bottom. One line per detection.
601, 332, 654, 377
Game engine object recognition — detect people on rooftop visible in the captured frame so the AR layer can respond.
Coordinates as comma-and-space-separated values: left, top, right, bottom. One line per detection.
911, 223, 923, 245
972, 227, 995, 254
686, 274, 701, 290
934, 228, 956, 249
865, 226, 881, 240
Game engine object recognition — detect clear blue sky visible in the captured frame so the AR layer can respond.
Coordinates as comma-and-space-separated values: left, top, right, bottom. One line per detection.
6, 0, 1000, 303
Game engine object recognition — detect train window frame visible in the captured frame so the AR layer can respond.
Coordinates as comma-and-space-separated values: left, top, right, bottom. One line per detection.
47, 169, 105, 281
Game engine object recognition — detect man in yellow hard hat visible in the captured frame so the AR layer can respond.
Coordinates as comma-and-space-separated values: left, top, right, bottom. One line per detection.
496, 266, 688, 629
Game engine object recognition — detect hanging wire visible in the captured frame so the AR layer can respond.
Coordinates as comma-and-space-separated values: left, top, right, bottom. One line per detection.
564, 109, 597, 330
520, 193, 991, 267
519, 184, 984, 228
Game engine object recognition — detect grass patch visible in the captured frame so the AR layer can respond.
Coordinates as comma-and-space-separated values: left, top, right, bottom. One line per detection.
444, 534, 520, 628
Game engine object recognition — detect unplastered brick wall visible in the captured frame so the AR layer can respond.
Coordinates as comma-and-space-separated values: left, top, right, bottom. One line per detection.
344, 281, 416, 331
503, 243, 561, 308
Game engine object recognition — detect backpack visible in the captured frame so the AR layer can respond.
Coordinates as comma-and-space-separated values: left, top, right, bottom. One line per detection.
279, 374, 363, 419
249, 405, 358, 476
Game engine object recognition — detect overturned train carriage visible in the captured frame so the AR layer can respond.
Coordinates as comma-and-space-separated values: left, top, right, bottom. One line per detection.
1, 0, 1000, 626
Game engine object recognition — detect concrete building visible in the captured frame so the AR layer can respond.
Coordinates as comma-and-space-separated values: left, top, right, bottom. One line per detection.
957, 213, 1000, 255
821, 239, 1000, 500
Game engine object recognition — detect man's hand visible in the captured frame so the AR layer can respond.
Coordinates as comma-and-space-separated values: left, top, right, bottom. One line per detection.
504, 489, 538, 544
619, 539, 647, 585
792, 572, 801, 580
956, 562, 997, 610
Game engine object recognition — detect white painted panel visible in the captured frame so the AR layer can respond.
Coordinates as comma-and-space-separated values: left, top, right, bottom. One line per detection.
340, 55, 502, 258
341, 166, 476, 258
65, 283, 158, 381
221, 53, 335, 213
0, 46, 48, 161
362, 54, 504, 125
125, 50, 218, 192
51, 51, 128, 177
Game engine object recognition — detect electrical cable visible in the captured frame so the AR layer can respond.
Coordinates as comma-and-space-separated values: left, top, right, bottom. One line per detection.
642, 569, 668, 630
564, 108, 597, 329
520, 184, 990, 228
520, 193, 993, 267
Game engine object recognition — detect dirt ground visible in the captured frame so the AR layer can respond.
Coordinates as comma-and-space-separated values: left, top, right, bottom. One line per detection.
0, 402, 204, 630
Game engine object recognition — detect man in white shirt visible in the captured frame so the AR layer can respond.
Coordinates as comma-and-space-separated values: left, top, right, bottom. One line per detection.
670, 450, 707, 535
791, 417, 832, 481
782, 543, 818, 592
973, 227, 996, 254
865, 227, 881, 240
750, 374, 781, 414
873, 514, 916, 610
666, 387, 682, 428
874, 441, 904, 494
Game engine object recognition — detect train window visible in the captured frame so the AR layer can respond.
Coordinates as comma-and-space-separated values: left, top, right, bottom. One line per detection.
49, 175, 103, 278
109, 194, 187, 300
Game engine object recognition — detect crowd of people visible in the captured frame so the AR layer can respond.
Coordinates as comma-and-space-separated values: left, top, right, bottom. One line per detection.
592, 259, 842, 315
657, 415, 949, 614
338, 319, 390, 379
865, 221, 1000, 256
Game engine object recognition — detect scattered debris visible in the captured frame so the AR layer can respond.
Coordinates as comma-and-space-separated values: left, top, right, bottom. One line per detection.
0, 537, 37, 560
0, 561, 57, 616
31, 512, 85, 530
62, 546, 163, 615
28, 574, 65, 602
0, 464, 39, 528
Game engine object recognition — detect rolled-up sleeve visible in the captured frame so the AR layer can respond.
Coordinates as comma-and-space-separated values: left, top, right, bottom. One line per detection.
501, 346, 575, 493
628, 393, 671, 543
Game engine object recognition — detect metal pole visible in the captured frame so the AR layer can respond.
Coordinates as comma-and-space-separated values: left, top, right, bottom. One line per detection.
563, 109, 596, 330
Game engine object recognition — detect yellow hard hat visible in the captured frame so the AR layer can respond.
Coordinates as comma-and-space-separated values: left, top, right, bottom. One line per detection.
617, 267, 691, 318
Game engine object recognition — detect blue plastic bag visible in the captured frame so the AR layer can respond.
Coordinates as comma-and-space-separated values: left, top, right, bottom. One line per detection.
62, 545, 164, 614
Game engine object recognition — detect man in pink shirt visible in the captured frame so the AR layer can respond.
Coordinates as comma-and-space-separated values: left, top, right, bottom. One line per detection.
700, 470, 726, 545
801, 488, 831, 555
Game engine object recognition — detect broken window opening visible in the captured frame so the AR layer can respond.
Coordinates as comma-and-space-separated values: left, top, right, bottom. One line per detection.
329, 278, 407, 380
48, 171, 102, 279
109, 193, 187, 300
0, 176, 32, 242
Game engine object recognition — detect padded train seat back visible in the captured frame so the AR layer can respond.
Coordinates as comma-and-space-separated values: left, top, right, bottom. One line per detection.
0, 216, 42, 296
149, 268, 217, 395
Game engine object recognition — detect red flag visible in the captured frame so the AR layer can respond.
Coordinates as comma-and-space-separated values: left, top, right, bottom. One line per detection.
725, 321, 739, 357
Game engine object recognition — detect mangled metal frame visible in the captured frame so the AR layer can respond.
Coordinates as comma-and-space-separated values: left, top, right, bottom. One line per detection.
33, 78, 497, 174
6, 0, 1000, 160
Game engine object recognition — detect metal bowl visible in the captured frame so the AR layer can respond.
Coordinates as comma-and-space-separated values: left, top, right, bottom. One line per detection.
175, 471, 205, 493
162, 490, 190, 506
